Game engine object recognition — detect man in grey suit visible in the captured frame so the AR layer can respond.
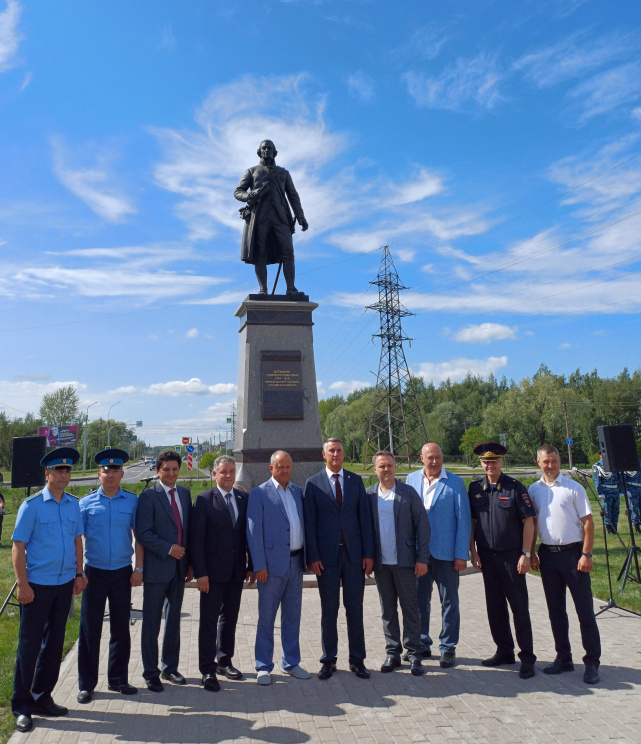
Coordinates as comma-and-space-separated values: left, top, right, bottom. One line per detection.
135, 451, 192, 692
304, 437, 374, 680
246, 451, 309, 685
367, 451, 430, 676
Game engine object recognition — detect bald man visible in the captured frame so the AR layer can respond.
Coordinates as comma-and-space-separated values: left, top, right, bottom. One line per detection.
406, 443, 471, 668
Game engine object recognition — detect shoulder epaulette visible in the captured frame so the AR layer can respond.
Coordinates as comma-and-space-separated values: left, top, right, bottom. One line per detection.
122, 489, 137, 497
65, 492, 80, 500
25, 490, 43, 502
83, 489, 98, 497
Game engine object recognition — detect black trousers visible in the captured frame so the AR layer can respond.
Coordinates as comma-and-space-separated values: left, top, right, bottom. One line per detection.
317, 545, 366, 664
78, 565, 132, 691
374, 564, 421, 659
12, 580, 74, 716
539, 543, 601, 666
198, 579, 244, 675
478, 547, 535, 664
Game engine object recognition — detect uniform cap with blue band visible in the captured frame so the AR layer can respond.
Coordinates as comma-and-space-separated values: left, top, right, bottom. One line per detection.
94, 448, 129, 469
40, 446, 80, 469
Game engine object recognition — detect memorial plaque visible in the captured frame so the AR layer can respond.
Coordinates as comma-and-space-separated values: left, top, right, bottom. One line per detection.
261, 350, 303, 420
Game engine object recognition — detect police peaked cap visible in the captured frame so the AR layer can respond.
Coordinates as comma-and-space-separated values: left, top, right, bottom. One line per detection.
41, 447, 80, 469
473, 442, 507, 460
94, 448, 129, 468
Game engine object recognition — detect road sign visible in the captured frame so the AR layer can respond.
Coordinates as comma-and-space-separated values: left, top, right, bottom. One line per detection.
182, 437, 190, 445
566, 438, 573, 445
136, 421, 143, 427
186, 445, 194, 453
226, 417, 232, 424
175, 445, 182, 452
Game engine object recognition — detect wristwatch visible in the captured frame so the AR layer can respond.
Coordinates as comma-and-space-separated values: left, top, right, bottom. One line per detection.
582, 551, 593, 558
521, 552, 531, 558
75, 572, 85, 578
134, 567, 144, 573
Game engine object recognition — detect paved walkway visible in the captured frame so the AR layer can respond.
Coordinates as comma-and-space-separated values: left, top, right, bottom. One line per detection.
10, 571, 641, 744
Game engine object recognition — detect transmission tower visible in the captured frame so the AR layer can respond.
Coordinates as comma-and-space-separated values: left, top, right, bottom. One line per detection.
366, 245, 428, 464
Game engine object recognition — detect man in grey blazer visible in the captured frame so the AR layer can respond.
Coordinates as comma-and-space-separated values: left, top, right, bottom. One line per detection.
135, 451, 192, 692
367, 451, 430, 676
304, 437, 374, 680
246, 451, 309, 685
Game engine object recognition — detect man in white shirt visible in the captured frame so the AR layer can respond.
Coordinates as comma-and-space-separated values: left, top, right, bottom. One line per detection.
528, 444, 601, 685
406, 443, 471, 668
365, 451, 430, 676
246, 451, 309, 685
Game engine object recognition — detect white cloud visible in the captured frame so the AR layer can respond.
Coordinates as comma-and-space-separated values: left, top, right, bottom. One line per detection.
51, 136, 136, 223
566, 61, 641, 123
158, 23, 176, 52
0, 0, 21, 72
453, 323, 517, 343
387, 168, 444, 206
633, 107, 641, 121
110, 379, 237, 396
559, 342, 572, 349
403, 52, 505, 112
0, 379, 87, 415
416, 356, 508, 384
185, 328, 199, 339
346, 71, 375, 101
391, 28, 448, 64
328, 380, 370, 394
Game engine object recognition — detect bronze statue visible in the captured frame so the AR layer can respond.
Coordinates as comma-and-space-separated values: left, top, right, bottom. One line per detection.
234, 140, 308, 295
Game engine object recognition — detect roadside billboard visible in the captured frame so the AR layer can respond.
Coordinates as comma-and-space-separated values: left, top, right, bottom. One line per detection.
38, 426, 79, 446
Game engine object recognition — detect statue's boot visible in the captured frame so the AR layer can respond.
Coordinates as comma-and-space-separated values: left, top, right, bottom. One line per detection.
255, 262, 268, 294
283, 260, 299, 295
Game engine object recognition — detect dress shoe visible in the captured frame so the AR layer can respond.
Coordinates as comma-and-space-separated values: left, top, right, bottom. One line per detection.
216, 664, 243, 680
77, 690, 93, 704
635, 524, 641, 534
410, 659, 424, 676
161, 671, 186, 685
519, 662, 536, 679
583, 663, 600, 685
15, 715, 33, 733
256, 670, 272, 685
318, 663, 336, 680
380, 655, 401, 673
108, 683, 138, 695
606, 525, 616, 534
32, 702, 68, 717
543, 659, 574, 675
482, 651, 516, 667
440, 651, 456, 668
146, 677, 164, 692
283, 664, 310, 679
349, 662, 370, 679
202, 674, 221, 692
402, 648, 431, 662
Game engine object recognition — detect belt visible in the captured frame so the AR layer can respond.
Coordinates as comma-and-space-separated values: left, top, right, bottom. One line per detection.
540, 542, 581, 553
290, 548, 303, 557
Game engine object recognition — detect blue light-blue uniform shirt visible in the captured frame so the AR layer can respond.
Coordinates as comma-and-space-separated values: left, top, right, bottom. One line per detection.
79, 487, 137, 570
12, 487, 83, 585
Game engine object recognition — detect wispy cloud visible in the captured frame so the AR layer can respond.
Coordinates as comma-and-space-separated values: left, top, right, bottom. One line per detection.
0, 0, 21, 72
158, 23, 176, 52
387, 168, 444, 206
565, 61, 641, 123
390, 27, 448, 65
110, 379, 237, 396
403, 52, 506, 112
416, 356, 508, 384
346, 71, 375, 101
453, 323, 517, 343
51, 136, 137, 223
185, 328, 198, 339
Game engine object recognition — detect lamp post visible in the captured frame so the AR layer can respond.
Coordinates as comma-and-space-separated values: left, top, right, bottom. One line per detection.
107, 401, 121, 447
82, 401, 98, 475
546, 374, 573, 469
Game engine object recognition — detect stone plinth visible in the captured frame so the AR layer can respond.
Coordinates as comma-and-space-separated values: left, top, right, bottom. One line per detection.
234, 295, 323, 490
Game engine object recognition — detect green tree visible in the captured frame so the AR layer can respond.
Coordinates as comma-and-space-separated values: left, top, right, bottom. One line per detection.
459, 425, 488, 465
318, 394, 344, 440
0, 412, 41, 469
425, 401, 466, 456
199, 452, 216, 472
38, 385, 82, 427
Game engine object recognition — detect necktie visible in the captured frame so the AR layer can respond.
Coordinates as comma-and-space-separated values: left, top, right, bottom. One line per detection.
225, 492, 237, 527
169, 488, 183, 546
333, 474, 345, 545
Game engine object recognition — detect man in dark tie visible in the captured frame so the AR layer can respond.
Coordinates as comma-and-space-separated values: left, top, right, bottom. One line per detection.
304, 438, 374, 680
190, 455, 254, 692
135, 451, 192, 692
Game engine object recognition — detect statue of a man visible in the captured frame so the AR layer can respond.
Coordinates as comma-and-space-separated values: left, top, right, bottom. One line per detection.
234, 140, 309, 295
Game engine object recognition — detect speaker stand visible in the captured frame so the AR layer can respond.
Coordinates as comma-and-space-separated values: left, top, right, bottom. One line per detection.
615, 472, 641, 591
0, 581, 19, 619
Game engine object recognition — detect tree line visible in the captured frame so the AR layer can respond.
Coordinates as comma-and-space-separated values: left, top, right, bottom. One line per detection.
0, 385, 144, 470
319, 364, 641, 465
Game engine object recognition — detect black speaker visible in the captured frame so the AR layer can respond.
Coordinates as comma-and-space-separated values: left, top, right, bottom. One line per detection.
597, 425, 639, 472
11, 436, 47, 489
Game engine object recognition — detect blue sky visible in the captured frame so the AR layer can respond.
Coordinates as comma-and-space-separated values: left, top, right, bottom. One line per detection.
1, 0, 641, 445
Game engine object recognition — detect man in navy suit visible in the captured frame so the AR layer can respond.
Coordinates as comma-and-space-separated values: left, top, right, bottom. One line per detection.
135, 451, 192, 692
406, 443, 471, 669
190, 455, 254, 692
303, 438, 374, 680
246, 451, 310, 685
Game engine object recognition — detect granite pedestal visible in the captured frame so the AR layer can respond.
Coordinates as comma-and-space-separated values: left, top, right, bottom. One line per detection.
233, 295, 323, 490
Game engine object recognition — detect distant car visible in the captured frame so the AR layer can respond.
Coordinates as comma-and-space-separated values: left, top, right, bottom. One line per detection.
144, 456, 153, 464
148, 461, 156, 471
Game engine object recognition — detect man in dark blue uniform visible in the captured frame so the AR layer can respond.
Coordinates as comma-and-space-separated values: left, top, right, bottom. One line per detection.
468, 442, 537, 679
11, 447, 86, 733
77, 449, 144, 704
592, 459, 621, 534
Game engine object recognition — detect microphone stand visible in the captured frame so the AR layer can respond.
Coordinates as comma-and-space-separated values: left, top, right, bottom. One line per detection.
616, 471, 641, 592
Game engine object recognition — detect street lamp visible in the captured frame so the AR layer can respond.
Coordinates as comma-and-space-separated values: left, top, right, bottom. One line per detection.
82, 401, 98, 475
107, 401, 121, 446
546, 374, 573, 469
